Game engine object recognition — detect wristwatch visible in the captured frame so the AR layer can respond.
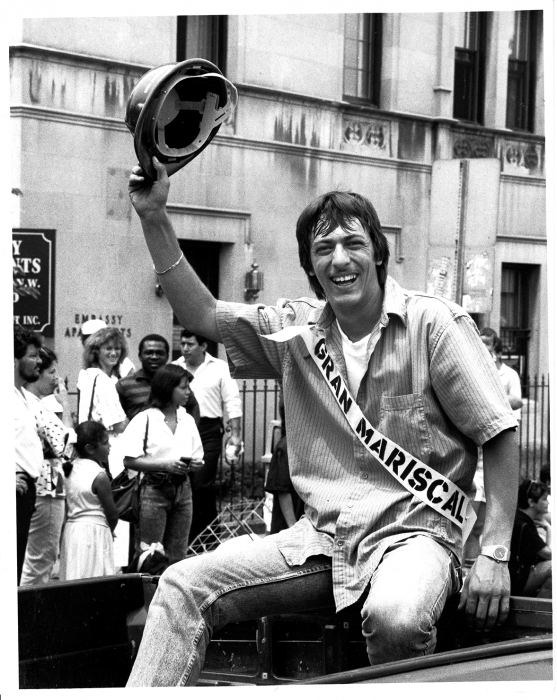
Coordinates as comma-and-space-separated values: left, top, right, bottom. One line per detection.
480, 545, 510, 562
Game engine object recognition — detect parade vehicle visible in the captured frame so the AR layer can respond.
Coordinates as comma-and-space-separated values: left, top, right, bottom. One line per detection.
18, 572, 552, 688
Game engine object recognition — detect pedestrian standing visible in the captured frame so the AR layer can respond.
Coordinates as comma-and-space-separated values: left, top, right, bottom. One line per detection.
59, 421, 118, 580
121, 364, 203, 566
172, 330, 242, 543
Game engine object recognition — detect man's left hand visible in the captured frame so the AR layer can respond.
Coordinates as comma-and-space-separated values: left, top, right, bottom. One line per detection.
458, 554, 510, 630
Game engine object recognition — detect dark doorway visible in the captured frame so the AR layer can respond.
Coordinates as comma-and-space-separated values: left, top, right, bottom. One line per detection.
499, 263, 537, 382
172, 240, 221, 360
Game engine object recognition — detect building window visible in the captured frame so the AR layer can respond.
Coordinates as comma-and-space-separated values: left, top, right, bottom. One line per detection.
499, 264, 533, 380
343, 13, 382, 105
176, 15, 228, 73
453, 12, 487, 123
506, 11, 540, 131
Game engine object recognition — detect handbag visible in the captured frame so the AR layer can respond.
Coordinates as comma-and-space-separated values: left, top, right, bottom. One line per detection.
111, 415, 149, 524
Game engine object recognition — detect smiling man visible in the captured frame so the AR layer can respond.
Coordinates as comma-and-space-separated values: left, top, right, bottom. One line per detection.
116, 334, 199, 423
126, 158, 519, 687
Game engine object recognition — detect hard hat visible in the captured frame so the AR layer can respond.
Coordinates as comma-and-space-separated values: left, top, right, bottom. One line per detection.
125, 58, 238, 180
81, 319, 107, 336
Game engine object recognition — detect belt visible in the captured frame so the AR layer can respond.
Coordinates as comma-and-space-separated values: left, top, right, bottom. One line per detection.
143, 472, 188, 487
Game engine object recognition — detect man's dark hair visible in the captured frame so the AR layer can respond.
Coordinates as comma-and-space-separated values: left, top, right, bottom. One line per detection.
480, 327, 498, 342
295, 191, 390, 300
138, 334, 170, 356
149, 364, 190, 409
181, 329, 208, 347
14, 324, 42, 359
517, 478, 548, 509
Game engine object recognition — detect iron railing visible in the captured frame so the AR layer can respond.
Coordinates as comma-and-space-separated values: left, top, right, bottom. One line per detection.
216, 375, 551, 506
67, 374, 550, 505
517, 375, 551, 480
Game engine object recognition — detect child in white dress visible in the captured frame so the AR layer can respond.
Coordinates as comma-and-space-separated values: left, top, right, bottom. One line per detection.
59, 421, 119, 580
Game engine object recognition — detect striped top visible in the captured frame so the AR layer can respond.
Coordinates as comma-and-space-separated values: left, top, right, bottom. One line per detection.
216, 276, 517, 611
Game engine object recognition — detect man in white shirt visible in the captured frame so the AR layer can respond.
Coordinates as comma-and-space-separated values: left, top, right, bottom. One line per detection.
14, 325, 43, 583
173, 330, 243, 543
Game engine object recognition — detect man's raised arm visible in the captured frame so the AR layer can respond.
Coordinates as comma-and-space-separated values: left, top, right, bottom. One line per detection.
128, 156, 220, 342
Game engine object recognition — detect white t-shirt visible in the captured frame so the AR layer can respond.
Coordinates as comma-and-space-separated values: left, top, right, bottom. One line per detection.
336, 323, 372, 398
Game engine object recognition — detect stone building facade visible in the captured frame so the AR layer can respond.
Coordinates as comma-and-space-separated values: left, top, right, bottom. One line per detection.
10, 11, 548, 390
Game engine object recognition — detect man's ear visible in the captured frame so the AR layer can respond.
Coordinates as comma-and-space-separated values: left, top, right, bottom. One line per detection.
84, 443, 96, 456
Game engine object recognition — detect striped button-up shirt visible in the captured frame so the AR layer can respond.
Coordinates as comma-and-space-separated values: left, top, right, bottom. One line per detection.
216, 277, 517, 611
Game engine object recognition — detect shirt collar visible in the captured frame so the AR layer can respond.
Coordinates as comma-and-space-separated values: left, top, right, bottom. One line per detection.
314, 275, 408, 331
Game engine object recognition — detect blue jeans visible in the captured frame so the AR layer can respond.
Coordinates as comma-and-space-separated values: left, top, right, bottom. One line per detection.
127, 533, 459, 686
139, 479, 193, 565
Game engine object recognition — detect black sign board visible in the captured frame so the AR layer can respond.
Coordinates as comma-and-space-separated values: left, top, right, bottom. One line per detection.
13, 229, 56, 338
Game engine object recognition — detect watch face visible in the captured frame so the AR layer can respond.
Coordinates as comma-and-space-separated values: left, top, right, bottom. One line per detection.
494, 546, 507, 560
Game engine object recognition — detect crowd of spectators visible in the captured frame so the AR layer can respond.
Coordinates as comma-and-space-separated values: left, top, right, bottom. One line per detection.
15, 319, 244, 584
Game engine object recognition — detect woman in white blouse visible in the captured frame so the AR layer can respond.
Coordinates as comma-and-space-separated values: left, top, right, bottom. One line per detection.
121, 364, 203, 567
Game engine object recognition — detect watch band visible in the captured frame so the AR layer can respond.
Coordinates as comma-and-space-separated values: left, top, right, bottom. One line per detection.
480, 545, 510, 562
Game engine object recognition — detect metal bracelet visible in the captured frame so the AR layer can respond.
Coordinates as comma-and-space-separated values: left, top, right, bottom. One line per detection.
153, 252, 184, 275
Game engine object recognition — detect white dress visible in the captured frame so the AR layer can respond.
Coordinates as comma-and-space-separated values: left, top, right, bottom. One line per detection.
59, 458, 115, 580
76, 367, 128, 568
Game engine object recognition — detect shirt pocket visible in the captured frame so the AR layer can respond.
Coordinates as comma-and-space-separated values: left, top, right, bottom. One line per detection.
379, 393, 450, 540
378, 393, 432, 464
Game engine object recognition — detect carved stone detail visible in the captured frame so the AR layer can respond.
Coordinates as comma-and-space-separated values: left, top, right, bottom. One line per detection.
500, 140, 543, 175
452, 135, 494, 159
342, 118, 390, 156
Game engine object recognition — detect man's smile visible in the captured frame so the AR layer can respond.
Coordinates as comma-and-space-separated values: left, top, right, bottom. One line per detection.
331, 273, 358, 286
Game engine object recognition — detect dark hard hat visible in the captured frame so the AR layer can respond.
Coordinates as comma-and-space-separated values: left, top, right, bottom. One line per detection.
125, 58, 238, 180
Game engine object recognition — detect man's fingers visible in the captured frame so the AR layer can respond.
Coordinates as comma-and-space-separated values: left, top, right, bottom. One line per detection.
152, 156, 169, 183
495, 594, 510, 627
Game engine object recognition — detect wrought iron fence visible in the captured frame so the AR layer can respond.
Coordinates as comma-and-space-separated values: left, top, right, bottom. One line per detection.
67, 374, 550, 508
518, 375, 551, 480
216, 375, 551, 507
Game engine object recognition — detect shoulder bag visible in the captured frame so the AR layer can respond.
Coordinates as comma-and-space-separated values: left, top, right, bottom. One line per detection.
111, 415, 149, 523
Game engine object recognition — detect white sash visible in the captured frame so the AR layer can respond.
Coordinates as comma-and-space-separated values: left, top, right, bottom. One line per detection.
264, 325, 475, 540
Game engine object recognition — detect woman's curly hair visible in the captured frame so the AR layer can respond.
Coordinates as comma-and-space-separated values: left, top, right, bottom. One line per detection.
83, 327, 128, 376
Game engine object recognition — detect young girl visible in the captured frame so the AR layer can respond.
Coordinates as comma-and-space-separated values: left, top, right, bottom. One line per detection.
59, 421, 119, 580
121, 364, 203, 567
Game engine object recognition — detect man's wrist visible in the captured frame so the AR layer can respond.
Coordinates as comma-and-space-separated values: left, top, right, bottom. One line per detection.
140, 207, 169, 226
479, 545, 510, 562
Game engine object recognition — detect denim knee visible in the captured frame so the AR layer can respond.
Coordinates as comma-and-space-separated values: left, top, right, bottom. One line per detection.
362, 596, 437, 662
